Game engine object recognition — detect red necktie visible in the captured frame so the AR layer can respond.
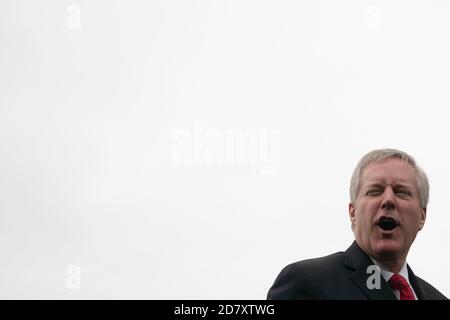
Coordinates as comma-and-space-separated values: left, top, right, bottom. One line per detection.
388, 274, 416, 300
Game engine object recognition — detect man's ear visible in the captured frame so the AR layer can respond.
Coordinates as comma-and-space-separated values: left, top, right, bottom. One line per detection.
418, 207, 427, 231
349, 202, 356, 229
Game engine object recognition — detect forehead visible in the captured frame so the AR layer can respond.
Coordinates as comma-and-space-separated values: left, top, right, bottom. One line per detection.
360, 158, 417, 186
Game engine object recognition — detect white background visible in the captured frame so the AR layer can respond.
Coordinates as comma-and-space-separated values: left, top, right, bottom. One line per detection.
1, 0, 449, 299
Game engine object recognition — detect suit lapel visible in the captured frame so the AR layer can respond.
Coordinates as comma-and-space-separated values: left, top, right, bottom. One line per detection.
344, 241, 397, 300
407, 265, 428, 300
349, 265, 397, 300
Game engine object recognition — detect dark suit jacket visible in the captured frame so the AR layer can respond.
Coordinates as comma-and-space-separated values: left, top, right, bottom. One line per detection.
267, 241, 447, 300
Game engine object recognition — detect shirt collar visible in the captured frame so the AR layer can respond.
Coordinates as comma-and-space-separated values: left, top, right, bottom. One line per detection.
369, 257, 410, 284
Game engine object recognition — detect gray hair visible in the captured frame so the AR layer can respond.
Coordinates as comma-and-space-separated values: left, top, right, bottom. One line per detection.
350, 148, 429, 208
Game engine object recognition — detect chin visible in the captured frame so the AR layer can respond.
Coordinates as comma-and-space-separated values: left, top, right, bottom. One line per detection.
372, 239, 403, 257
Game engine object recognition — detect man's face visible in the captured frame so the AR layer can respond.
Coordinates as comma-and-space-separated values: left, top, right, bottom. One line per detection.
349, 158, 427, 261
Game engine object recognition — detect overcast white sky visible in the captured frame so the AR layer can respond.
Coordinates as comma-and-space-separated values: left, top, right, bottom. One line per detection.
1, 0, 450, 299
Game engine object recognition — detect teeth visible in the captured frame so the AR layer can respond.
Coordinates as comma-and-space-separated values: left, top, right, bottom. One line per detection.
378, 217, 397, 231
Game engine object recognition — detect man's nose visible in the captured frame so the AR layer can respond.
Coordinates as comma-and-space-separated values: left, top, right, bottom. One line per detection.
381, 188, 396, 210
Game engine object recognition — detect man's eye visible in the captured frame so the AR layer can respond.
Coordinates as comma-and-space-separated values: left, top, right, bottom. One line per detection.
396, 190, 411, 196
367, 190, 381, 195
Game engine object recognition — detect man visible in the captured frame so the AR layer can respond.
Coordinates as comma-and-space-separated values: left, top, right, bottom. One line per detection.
267, 148, 447, 300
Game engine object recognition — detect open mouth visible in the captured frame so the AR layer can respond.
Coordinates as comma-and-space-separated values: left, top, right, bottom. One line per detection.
377, 217, 398, 231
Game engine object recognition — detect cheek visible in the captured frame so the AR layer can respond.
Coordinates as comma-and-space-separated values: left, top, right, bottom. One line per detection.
359, 201, 379, 216
367, 198, 382, 208
399, 203, 421, 216
355, 203, 376, 224
398, 205, 423, 229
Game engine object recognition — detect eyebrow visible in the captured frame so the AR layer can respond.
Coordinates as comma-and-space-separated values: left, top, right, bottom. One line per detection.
365, 183, 414, 190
